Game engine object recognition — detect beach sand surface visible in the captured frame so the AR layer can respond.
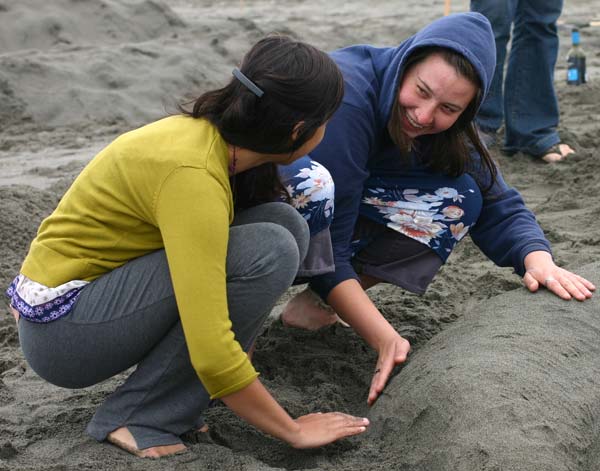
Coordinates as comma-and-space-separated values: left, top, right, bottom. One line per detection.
1, 1, 600, 469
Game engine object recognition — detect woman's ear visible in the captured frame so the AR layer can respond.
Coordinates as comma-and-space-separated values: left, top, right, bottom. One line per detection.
291, 121, 305, 141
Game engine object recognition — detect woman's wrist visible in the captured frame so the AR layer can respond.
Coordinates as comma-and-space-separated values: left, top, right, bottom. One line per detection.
524, 250, 553, 271
327, 279, 397, 349
221, 379, 302, 445
281, 420, 304, 447
372, 324, 403, 352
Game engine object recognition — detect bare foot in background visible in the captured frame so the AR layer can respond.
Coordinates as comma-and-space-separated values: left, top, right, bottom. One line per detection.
281, 287, 348, 330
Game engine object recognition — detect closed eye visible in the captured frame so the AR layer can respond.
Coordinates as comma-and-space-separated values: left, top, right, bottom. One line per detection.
442, 104, 459, 113
417, 85, 429, 97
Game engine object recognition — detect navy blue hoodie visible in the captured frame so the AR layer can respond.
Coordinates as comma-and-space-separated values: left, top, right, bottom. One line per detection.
309, 12, 552, 300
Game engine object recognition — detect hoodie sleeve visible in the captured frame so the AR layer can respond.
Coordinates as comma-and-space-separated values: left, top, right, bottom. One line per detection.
469, 164, 552, 276
309, 102, 375, 300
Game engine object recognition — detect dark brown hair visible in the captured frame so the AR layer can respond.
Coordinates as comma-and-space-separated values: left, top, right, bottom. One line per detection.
389, 46, 497, 192
180, 35, 344, 208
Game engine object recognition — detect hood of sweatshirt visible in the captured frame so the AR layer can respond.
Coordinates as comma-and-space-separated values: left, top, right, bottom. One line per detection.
330, 12, 496, 130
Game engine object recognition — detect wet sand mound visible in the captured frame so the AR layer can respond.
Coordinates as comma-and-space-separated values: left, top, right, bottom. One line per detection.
370, 262, 600, 471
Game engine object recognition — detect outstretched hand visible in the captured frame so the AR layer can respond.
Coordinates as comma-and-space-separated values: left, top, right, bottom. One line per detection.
290, 412, 369, 448
523, 251, 595, 301
368, 333, 410, 406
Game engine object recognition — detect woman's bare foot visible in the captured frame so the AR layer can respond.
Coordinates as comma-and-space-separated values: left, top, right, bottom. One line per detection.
281, 288, 348, 330
107, 427, 187, 459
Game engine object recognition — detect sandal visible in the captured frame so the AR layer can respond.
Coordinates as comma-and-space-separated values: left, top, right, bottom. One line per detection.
538, 143, 575, 163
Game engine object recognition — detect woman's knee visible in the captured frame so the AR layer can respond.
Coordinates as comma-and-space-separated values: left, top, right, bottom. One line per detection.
228, 221, 301, 290
267, 202, 310, 260
281, 159, 335, 238
232, 202, 310, 261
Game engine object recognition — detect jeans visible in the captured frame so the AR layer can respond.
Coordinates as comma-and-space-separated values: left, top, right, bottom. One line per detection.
471, 0, 563, 156
18, 202, 309, 449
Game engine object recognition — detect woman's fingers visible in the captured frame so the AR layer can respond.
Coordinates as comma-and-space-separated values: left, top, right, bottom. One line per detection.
523, 271, 540, 293
569, 273, 596, 298
368, 364, 388, 406
556, 274, 594, 301
335, 413, 370, 437
577, 274, 596, 291
292, 412, 369, 448
544, 271, 594, 301
368, 358, 392, 406
525, 268, 595, 301
368, 336, 410, 406
543, 276, 572, 300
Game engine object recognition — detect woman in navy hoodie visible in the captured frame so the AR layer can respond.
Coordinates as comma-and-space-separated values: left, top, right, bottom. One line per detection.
279, 12, 595, 406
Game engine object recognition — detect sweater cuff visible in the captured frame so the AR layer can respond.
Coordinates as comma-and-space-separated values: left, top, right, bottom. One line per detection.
200, 354, 259, 399
309, 263, 360, 301
517, 242, 553, 276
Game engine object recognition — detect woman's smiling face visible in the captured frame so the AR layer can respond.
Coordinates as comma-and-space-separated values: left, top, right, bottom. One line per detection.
396, 52, 477, 138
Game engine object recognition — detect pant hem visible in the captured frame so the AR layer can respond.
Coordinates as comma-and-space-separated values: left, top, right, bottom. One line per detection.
86, 421, 183, 449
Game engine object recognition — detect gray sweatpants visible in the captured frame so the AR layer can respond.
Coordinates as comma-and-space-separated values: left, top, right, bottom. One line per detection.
18, 202, 309, 449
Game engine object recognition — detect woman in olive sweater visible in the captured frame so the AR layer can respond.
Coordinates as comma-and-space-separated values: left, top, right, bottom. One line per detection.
6, 36, 369, 458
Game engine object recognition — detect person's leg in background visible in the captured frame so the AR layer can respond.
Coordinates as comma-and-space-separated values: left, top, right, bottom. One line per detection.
471, 0, 517, 146
503, 0, 572, 160
278, 156, 345, 330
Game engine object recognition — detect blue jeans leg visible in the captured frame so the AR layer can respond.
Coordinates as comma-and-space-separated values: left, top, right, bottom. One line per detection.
503, 0, 563, 155
471, 0, 517, 134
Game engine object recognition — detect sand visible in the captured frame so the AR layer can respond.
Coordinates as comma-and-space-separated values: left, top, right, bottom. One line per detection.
370, 261, 600, 471
1, 1, 600, 470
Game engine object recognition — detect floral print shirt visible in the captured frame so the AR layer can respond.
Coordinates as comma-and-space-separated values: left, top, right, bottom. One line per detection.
359, 173, 482, 261
280, 158, 482, 264
279, 158, 334, 236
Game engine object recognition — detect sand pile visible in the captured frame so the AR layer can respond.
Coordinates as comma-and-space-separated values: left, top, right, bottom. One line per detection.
370, 261, 600, 471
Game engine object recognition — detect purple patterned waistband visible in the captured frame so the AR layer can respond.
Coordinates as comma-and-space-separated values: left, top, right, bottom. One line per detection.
5, 277, 84, 323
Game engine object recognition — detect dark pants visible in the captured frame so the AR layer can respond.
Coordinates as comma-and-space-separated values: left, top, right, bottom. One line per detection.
471, 0, 563, 155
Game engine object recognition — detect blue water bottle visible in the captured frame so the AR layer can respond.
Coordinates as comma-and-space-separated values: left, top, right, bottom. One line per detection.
567, 27, 586, 85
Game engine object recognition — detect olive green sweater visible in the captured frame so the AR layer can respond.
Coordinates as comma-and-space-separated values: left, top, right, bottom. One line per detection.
21, 115, 258, 398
